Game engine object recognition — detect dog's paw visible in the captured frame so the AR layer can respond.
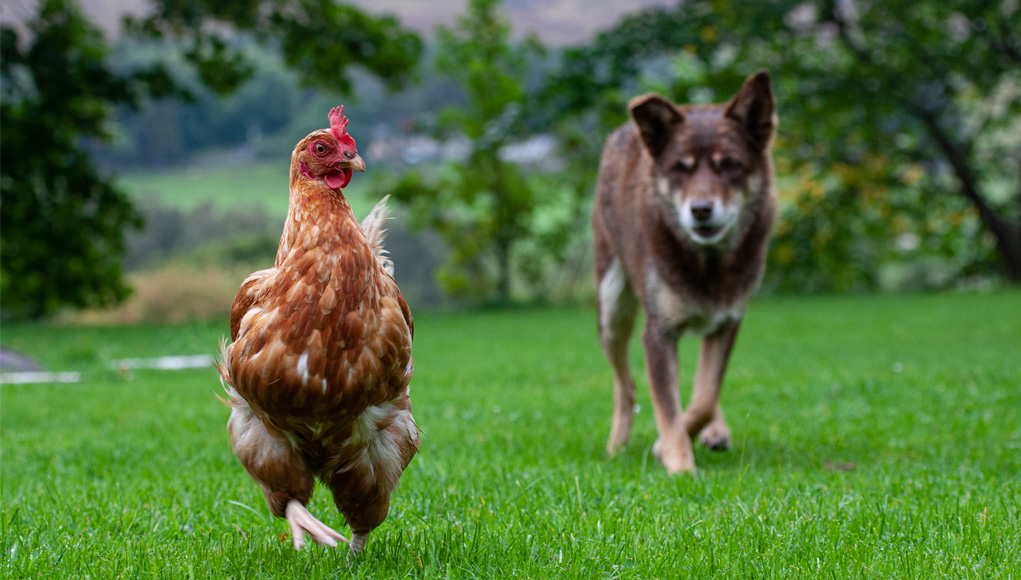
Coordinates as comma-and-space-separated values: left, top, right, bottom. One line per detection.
606, 436, 628, 457
606, 420, 633, 457
652, 438, 696, 474
699, 421, 732, 451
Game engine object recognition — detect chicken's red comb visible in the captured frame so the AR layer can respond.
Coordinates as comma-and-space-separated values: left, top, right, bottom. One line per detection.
328, 106, 357, 150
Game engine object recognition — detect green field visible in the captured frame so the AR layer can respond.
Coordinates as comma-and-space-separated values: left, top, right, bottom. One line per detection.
2, 292, 1020, 578
118, 161, 382, 219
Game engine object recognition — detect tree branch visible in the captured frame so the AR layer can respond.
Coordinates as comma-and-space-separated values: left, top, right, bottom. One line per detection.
989, 9, 1021, 63
828, 1, 998, 220
913, 107, 990, 219
828, 0, 1021, 279
915, 103, 1021, 279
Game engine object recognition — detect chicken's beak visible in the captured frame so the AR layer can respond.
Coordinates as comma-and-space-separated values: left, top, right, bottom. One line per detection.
343, 153, 366, 173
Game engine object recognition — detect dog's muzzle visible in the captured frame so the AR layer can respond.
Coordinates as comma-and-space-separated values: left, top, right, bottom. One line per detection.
680, 200, 737, 245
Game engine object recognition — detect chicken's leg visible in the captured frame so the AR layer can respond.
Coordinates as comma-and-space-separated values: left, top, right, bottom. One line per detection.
228, 403, 346, 550
350, 533, 369, 553
285, 500, 347, 550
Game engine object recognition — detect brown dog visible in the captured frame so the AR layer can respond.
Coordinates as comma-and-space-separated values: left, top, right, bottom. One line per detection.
593, 71, 777, 474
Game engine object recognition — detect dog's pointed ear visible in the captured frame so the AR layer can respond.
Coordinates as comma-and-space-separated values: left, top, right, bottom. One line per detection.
629, 94, 683, 157
726, 70, 777, 150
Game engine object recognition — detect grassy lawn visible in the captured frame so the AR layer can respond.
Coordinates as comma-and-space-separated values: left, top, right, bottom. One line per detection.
2, 292, 1019, 578
118, 160, 384, 220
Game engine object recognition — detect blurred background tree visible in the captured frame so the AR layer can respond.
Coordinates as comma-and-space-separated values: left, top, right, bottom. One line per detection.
545, 0, 1020, 291
3, 0, 1018, 322
2, 0, 161, 319
0, 0, 421, 319
387, 0, 557, 303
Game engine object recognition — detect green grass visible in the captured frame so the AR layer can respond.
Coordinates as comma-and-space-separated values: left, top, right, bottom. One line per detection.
118, 161, 382, 219
2, 292, 1020, 578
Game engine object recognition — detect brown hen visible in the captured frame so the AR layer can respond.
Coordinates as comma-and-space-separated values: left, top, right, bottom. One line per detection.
217, 107, 418, 553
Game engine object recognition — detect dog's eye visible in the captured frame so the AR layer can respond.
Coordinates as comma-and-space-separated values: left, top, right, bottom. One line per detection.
718, 158, 743, 173
672, 159, 694, 173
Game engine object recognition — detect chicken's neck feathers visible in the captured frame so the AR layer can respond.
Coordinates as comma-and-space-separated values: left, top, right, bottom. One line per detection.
275, 177, 367, 268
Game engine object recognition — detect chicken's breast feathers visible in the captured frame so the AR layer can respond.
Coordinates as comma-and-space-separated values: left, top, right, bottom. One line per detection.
224, 190, 412, 446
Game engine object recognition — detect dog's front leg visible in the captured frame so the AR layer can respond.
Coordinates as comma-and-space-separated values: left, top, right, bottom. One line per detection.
684, 320, 740, 450
641, 320, 695, 474
598, 261, 640, 457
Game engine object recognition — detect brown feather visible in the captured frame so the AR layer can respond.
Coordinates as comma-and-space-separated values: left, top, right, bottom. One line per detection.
219, 124, 418, 549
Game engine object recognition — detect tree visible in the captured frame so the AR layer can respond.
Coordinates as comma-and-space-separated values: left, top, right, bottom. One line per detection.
547, 0, 1021, 287
2, 1, 151, 318
124, 0, 421, 96
0, 0, 422, 318
389, 0, 558, 303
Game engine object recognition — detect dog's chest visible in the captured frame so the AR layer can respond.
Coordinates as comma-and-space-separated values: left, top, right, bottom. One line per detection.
646, 270, 746, 335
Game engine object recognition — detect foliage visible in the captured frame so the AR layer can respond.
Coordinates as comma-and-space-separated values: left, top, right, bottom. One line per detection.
546, 0, 1021, 290
388, 0, 583, 303
768, 154, 995, 293
56, 198, 446, 323
97, 40, 471, 170
98, 46, 302, 168
0, 0, 155, 319
124, 0, 422, 96
121, 198, 277, 271
3, 293, 1021, 577
54, 263, 247, 325
0, 0, 422, 319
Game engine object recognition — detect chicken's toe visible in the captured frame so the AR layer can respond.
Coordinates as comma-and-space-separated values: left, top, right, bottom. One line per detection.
285, 500, 347, 550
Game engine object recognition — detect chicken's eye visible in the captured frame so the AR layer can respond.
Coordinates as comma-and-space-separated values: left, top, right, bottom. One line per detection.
313, 142, 328, 156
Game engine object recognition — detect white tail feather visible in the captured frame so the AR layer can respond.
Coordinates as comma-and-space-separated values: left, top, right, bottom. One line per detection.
214, 337, 243, 407
361, 195, 395, 276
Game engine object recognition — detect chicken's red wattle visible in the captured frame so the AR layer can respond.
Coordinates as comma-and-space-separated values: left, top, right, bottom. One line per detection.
324, 169, 352, 190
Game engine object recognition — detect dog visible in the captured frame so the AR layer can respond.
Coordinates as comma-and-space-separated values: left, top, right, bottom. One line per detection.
593, 71, 777, 474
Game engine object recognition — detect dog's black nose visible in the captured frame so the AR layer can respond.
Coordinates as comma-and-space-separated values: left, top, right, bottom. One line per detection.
689, 200, 714, 222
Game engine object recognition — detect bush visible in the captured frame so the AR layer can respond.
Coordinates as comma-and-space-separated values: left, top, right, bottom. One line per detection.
59, 263, 242, 325
124, 198, 277, 270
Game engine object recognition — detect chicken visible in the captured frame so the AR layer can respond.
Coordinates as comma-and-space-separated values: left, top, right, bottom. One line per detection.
217, 106, 418, 553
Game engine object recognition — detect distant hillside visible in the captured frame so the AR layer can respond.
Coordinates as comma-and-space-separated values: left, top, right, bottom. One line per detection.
1, 0, 676, 46
348, 0, 676, 45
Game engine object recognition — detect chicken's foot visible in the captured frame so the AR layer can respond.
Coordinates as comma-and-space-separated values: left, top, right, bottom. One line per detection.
285, 500, 347, 550
350, 532, 369, 554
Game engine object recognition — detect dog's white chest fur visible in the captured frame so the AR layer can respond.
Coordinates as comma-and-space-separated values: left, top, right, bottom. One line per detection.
646, 269, 745, 335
